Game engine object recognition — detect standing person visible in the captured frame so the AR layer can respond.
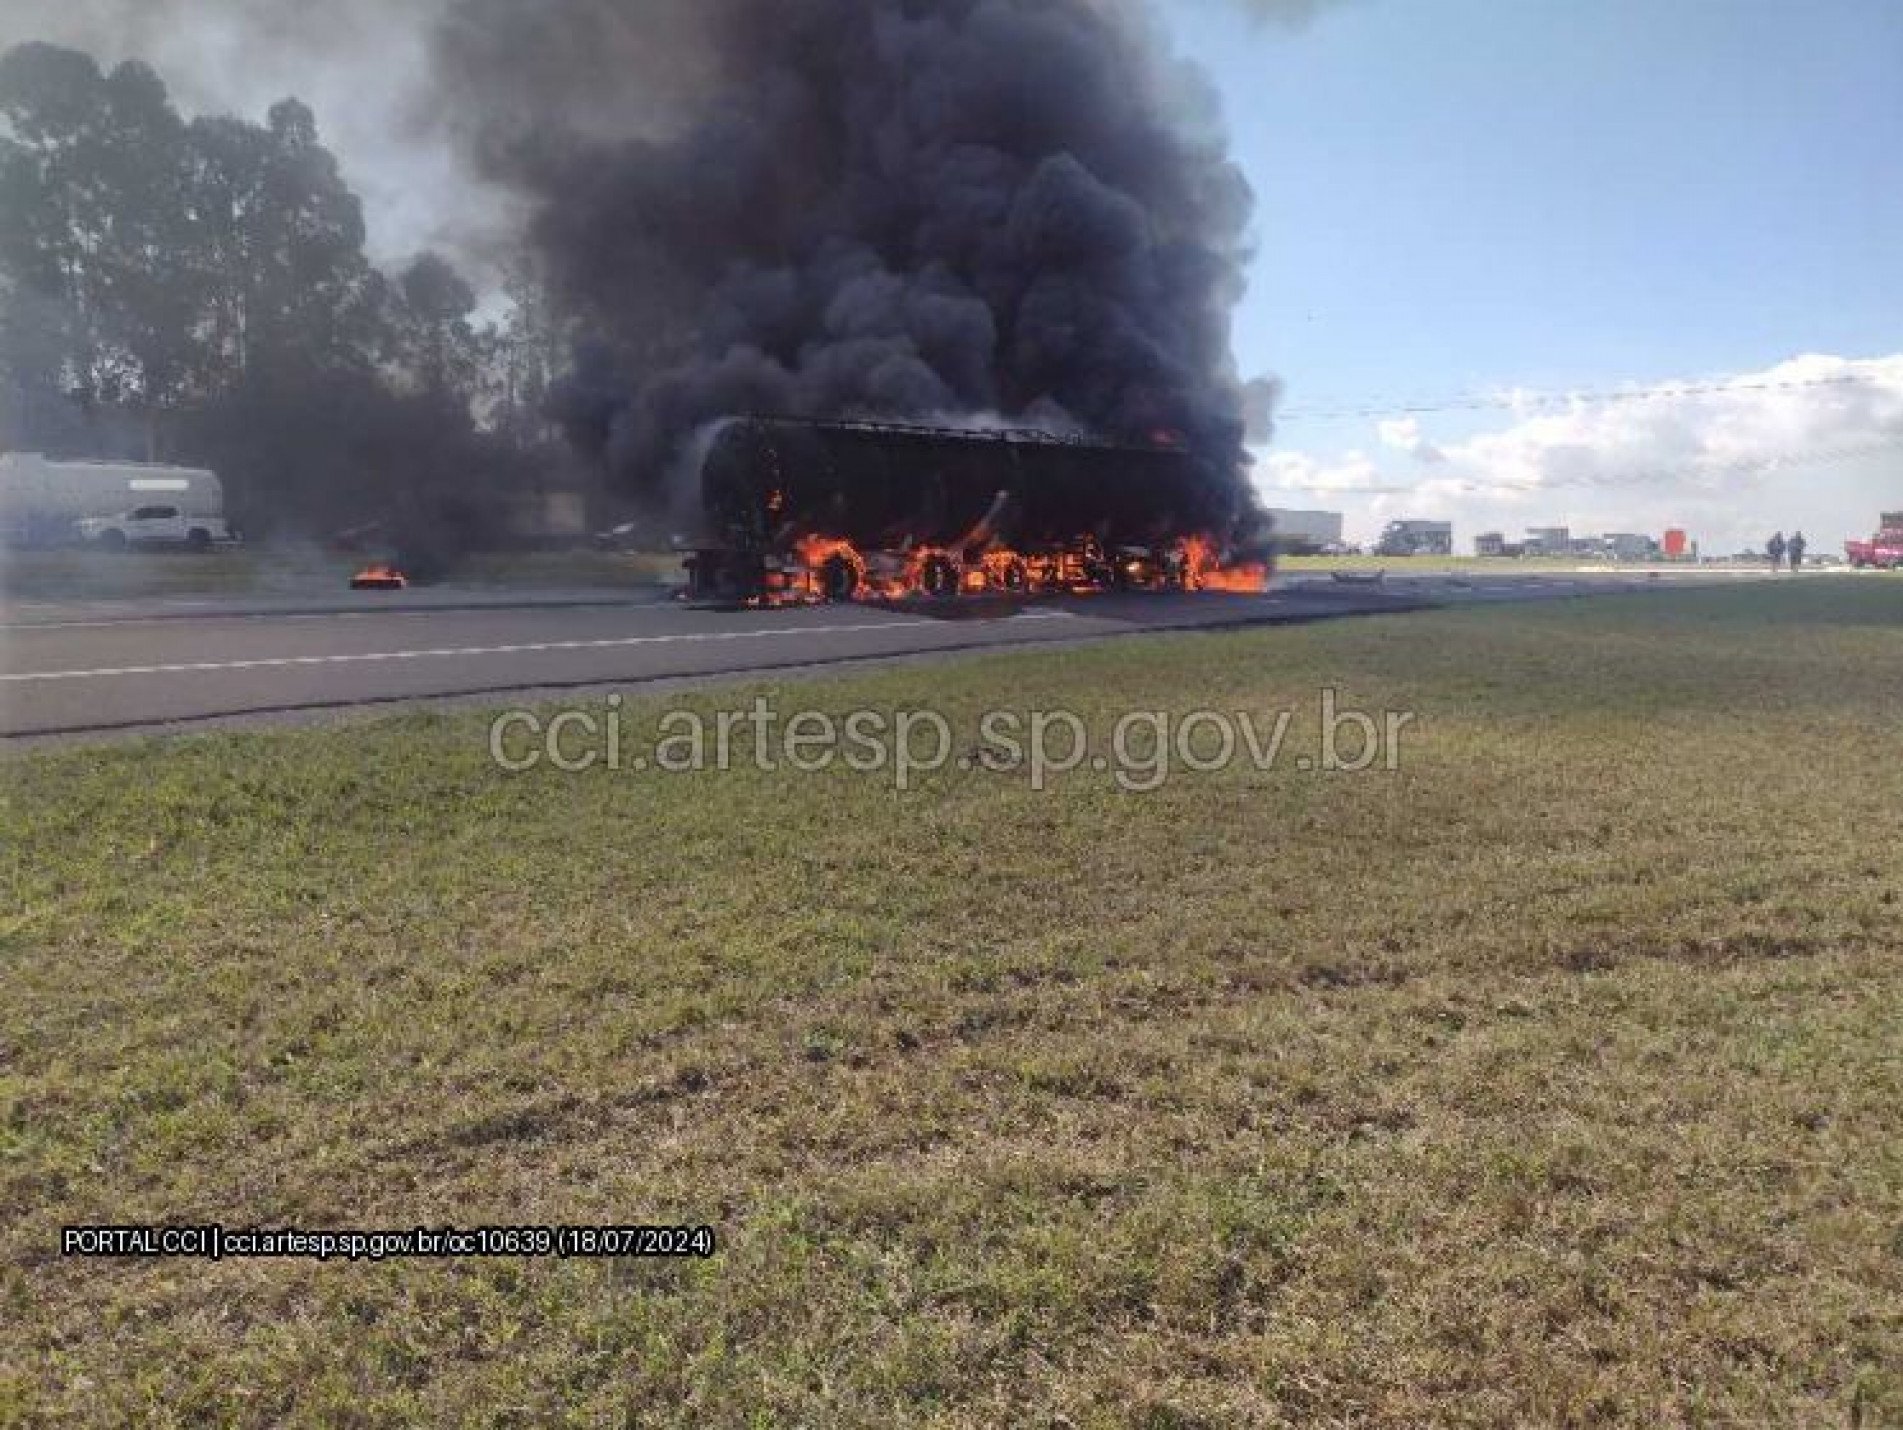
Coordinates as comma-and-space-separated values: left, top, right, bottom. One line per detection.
1766, 531, 1787, 571
1789, 531, 1807, 571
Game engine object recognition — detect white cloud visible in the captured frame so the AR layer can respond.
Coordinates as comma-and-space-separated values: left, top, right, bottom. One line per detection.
1256, 448, 1409, 496
1377, 416, 1444, 464
1257, 353, 1903, 553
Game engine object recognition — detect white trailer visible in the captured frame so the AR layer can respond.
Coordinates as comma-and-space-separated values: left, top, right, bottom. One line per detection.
0, 453, 228, 546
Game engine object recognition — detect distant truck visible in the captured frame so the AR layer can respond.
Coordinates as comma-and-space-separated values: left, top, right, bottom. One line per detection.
1263, 506, 1345, 556
1374, 519, 1454, 558
1846, 512, 1903, 569
0, 453, 230, 548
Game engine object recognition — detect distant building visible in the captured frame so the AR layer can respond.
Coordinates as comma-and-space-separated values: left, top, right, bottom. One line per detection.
1474, 531, 1507, 557
1524, 526, 1570, 557
1375, 519, 1454, 557
1264, 507, 1345, 554
1603, 532, 1659, 562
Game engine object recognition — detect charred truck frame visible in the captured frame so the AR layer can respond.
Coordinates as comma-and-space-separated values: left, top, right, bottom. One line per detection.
683, 417, 1273, 606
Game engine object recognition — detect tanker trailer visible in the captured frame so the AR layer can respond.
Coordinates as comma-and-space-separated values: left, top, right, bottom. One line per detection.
681, 416, 1271, 605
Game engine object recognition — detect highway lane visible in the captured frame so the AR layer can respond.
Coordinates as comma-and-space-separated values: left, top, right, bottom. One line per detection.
0, 570, 1742, 739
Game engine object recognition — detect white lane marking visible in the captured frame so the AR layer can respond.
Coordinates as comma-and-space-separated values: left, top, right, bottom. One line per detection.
0, 612, 1079, 683
3, 610, 421, 631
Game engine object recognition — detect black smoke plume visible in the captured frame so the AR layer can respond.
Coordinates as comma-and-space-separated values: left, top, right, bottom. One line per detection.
433, 0, 1261, 528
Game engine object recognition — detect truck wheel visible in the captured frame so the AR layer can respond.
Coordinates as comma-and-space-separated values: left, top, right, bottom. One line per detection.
97, 529, 127, 552
187, 528, 212, 551
819, 554, 860, 602
919, 554, 960, 600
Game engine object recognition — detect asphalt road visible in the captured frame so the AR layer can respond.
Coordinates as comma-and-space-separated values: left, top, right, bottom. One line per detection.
1, 569, 1754, 741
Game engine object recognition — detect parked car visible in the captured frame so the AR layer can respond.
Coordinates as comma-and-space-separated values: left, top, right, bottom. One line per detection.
75, 504, 235, 550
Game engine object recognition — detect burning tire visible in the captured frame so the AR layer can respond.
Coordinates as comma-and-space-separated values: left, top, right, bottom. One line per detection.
350, 565, 409, 591
919, 553, 960, 600
818, 554, 861, 602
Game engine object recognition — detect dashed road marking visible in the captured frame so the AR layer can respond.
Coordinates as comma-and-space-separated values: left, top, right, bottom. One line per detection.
1, 612, 1078, 682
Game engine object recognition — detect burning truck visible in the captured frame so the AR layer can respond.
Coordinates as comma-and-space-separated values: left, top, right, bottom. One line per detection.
681, 417, 1274, 606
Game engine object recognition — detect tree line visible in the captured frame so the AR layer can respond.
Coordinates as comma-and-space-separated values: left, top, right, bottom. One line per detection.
0, 41, 577, 559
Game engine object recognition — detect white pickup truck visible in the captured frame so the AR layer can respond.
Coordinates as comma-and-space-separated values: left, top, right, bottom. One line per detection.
75, 504, 236, 551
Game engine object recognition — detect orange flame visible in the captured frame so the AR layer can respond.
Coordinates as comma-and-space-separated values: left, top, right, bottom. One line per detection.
793, 535, 864, 576
1195, 564, 1270, 593
745, 532, 1267, 606
350, 564, 408, 590
1180, 536, 1268, 594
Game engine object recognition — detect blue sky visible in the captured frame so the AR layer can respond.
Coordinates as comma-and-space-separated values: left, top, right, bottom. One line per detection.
1171, 0, 1903, 548
1183, 0, 1902, 421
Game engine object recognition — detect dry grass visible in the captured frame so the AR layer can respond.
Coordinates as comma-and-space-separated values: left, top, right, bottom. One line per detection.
3, 581, 1901, 1426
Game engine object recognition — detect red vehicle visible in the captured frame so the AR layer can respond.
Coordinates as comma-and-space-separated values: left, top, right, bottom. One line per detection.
1847, 512, 1903, 569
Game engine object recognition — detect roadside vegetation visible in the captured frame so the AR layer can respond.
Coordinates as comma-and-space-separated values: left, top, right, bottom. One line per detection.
4, 581, 1900, 1425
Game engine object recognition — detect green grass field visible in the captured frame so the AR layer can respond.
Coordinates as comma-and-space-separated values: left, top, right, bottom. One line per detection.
4, 582, 1901, 1425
